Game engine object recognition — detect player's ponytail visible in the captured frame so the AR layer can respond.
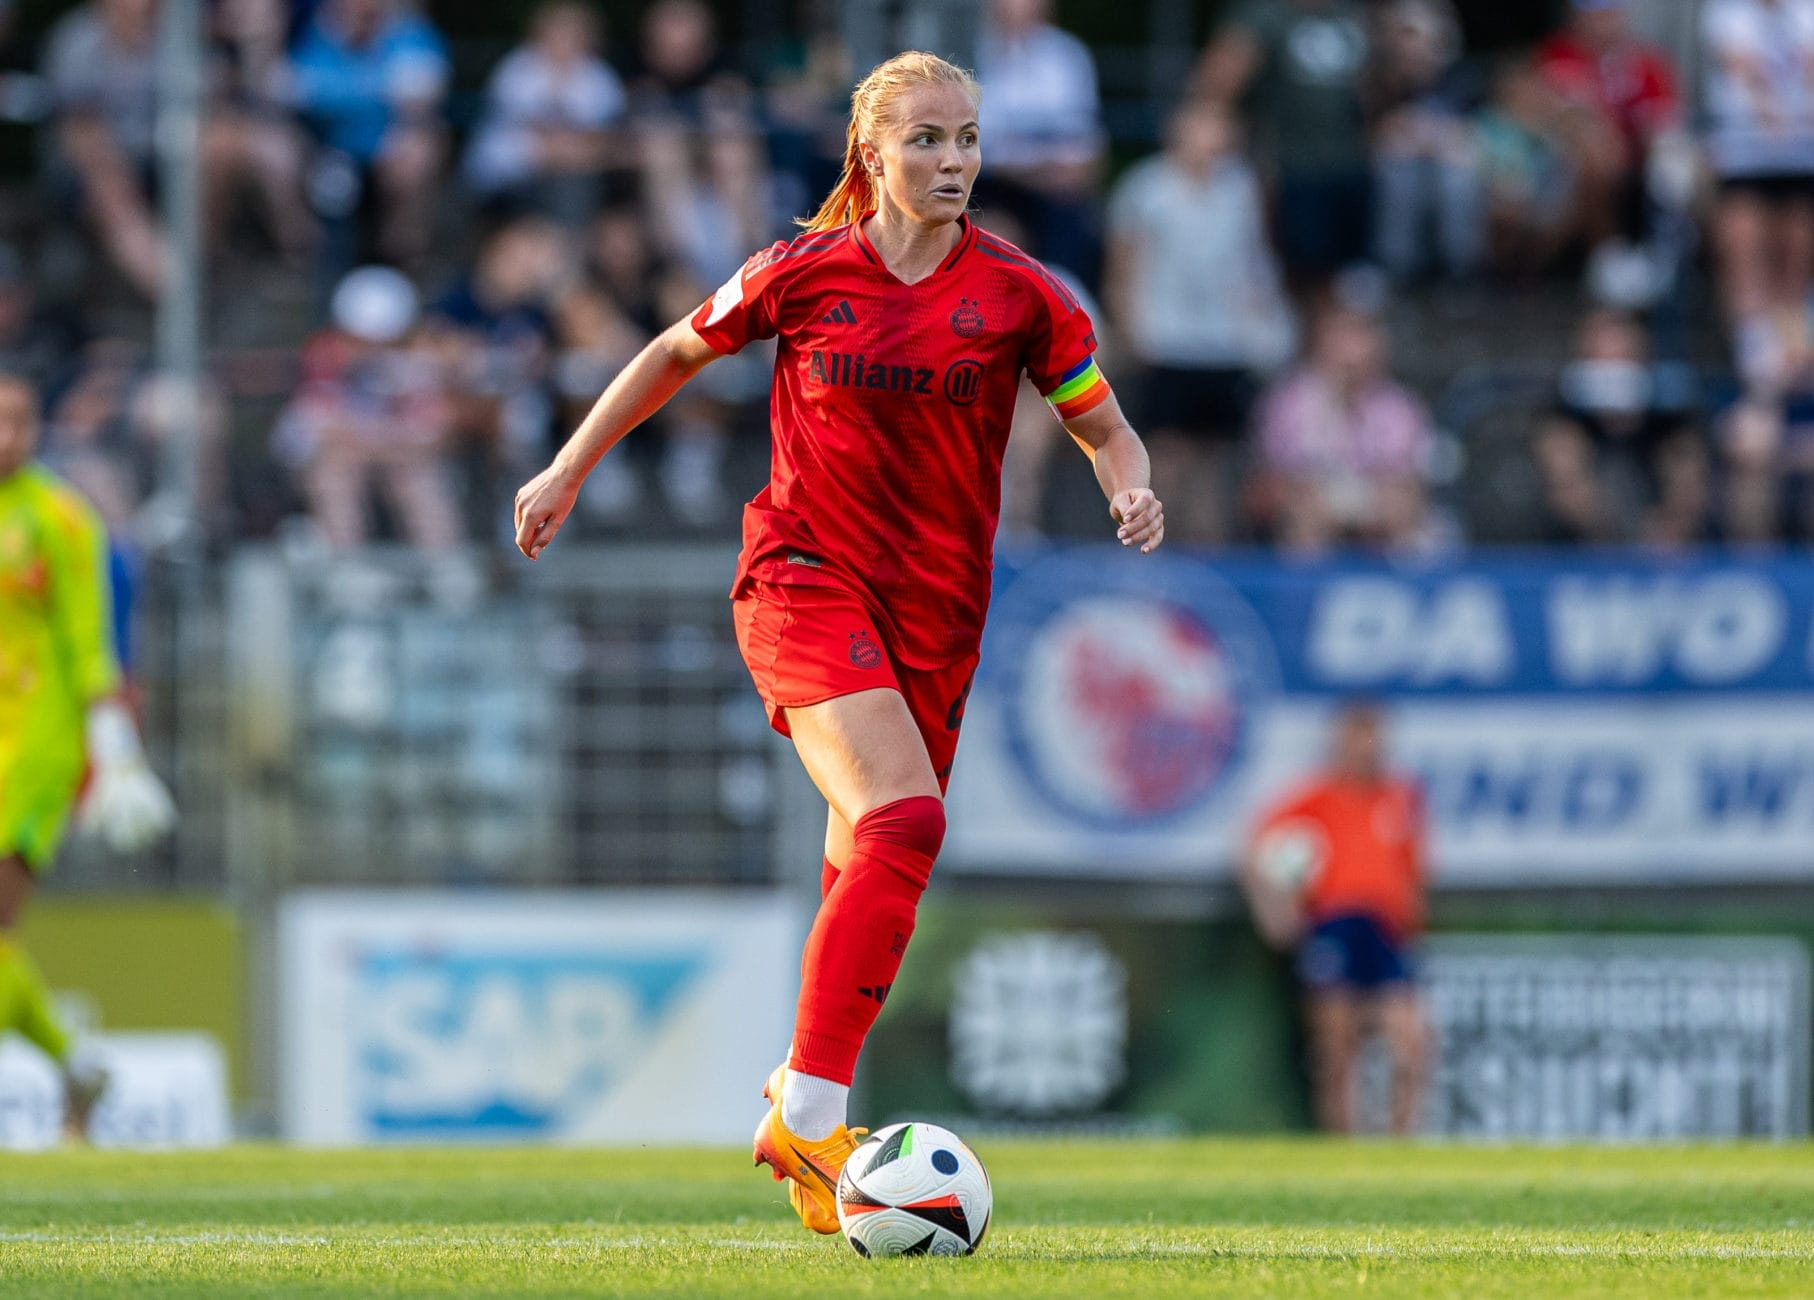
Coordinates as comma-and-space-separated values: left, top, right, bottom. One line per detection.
799, 51, 981, 233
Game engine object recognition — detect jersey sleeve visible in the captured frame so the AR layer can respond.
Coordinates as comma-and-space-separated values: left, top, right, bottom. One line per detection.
1251, 785, 1316, 845
43, 484, 121, 706
1019, 265, 1111, 421
691, 241, 791, 355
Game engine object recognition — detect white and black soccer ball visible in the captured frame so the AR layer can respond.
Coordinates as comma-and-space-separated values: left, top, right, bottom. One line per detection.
836, 1121, 991, 1257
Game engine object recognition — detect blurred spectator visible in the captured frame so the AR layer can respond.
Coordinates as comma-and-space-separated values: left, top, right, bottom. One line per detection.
1104, 101, 1293, 544
1534, 0, 1680, 246
1195, 0, 1372, 285
1250, 296, 1439, 553
558, 205, 749, 529
44, 0, 312, 299
563, 207, 661, 523
39, 339, 148, 535
1720, 280, 1814, 542
1716, 400, 1802, 543
275, 265, 461, 548
423, 218, 564, 505
629, 0, 768, 286
287, 0, 449, 269
1242, 702, 1428, 1136
1369, 0, 1485, 282
1700, 0, 1814, 331
974, 0, 1106, 285
210, 0, 318, 262
38, 340, 229, 545
1532, 308, 1707, 545
0, 246, 84, 396
1475, 56, 1578, 279
463, 2, 627, 225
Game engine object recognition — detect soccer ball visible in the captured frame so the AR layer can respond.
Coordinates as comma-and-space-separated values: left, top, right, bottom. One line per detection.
836, 1121, 992, 1257
1254, 820, 1327, 890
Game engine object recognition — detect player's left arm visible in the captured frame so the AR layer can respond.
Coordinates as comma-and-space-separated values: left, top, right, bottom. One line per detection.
44, 491, 176, 852
1063, 390, 1165, 554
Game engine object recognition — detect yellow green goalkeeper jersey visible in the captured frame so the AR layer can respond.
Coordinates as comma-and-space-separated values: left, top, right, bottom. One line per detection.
0, 464, 120, 868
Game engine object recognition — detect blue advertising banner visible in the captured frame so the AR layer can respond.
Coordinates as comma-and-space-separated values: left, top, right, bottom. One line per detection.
943, 550, 1814, 884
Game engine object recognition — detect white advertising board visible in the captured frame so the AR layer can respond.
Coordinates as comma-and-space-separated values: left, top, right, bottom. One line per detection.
278, 890, 803, 1145
1423, 935, 1810, 1140
0, 1033, 231, 1150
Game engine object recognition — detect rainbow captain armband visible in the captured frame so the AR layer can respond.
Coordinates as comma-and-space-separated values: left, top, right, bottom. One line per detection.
1045, 356, 1110, 420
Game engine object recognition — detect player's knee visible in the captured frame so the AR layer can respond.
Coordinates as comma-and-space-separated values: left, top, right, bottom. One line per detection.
853, 795, 945, 883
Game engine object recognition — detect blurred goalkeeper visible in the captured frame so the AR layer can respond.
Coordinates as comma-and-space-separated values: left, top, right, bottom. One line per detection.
1241, 701, 1427, 1135
0, 372, 174, 1137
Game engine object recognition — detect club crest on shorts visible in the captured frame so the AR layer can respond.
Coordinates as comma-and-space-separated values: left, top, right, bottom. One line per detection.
848, 631, 883, 670
950, 298, 985, 338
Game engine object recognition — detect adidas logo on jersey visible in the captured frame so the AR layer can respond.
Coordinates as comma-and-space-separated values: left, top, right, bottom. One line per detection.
820, 299, 858, 326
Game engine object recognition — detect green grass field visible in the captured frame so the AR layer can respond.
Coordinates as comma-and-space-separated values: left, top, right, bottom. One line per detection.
1, 1141, 1810, 1297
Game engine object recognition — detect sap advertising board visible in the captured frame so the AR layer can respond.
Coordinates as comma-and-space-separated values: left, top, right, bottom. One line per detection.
279, 892, 798, 1145
945, 550, 1814, 883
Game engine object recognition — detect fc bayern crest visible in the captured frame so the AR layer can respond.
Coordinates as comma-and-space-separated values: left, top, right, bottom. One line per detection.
984, 552, 1278, 830
950, 298, 985, 338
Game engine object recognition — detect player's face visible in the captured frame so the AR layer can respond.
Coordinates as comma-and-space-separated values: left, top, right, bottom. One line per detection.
0, 380, 36, 479
1333, 710, 1384, 781
874, 84, 980, 226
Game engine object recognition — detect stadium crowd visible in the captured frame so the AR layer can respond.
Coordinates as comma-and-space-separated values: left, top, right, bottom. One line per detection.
7, 0, 1814, 561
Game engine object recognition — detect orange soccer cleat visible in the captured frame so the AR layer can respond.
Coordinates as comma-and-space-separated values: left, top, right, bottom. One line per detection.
752, 1064, 866, 1234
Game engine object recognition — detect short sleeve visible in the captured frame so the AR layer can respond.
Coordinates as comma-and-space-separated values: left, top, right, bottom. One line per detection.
691, 242, 789, 355
1020, 266, 1109, 421
1251, 784, 1317, 845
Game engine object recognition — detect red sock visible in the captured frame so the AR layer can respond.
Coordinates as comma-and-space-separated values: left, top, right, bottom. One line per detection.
819, 856, 839, 901
790, 795, 944, 1085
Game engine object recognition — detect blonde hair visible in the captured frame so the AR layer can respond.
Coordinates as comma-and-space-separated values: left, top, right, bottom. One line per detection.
799, 51, 982, 233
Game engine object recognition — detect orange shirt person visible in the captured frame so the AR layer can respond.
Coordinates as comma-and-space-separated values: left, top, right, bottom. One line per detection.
1242, 702, 1428, 1135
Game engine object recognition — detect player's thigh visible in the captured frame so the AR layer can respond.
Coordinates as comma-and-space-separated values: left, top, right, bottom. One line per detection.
1372, 986, 1426, 1065
1304, 989, 1363, 1063
824, 807, 855, 867
784, 688, 939, 829
0, 729, 81, 893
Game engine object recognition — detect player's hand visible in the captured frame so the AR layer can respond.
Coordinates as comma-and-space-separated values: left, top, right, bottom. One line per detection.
77, 701, 177, 854
1111, 488, 1164, 554
514, 463, 583, 561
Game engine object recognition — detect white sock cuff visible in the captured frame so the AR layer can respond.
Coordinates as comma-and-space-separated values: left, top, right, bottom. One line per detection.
781, 1068, 850, 1141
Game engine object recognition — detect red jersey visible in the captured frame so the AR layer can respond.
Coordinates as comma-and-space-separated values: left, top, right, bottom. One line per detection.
1536, 33, 1678, 156
1254, 775, 1426, 941
691, 215, 1108, 668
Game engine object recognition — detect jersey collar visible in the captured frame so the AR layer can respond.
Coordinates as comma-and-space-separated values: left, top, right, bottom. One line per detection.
849, 212, 977, 281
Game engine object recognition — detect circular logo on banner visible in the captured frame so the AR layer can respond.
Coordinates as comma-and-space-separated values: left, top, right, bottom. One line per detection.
985, 552, 1277, 829
944, 359, 984, 405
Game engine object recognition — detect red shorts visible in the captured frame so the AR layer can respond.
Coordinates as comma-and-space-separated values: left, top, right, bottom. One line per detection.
732, 580, 978, 792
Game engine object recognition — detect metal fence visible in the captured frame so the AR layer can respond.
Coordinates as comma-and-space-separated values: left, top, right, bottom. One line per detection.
57, 544, 797, 897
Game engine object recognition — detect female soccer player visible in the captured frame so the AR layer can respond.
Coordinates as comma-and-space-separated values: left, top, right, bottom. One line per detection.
514, 51, 1163, 1232
0, 372, 175, 1138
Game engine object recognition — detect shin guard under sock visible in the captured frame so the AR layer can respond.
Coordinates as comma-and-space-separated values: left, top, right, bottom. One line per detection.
790, 795, 944, 1085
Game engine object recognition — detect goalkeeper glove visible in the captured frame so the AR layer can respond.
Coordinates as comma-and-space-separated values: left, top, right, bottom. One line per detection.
77, 700, 177, 854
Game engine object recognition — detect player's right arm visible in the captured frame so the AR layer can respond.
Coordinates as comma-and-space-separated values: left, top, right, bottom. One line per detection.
515, 237, 793, 560
514, 319, 721, 560
1239, 794, 1313, 953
